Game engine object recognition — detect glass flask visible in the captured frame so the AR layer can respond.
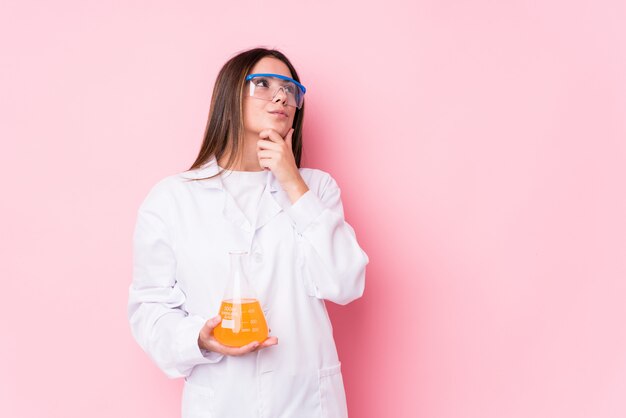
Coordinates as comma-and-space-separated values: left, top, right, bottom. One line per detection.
213, 251, 269, 347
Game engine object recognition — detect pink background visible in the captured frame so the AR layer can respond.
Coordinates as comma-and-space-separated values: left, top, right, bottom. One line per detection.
2, 0, 625, 417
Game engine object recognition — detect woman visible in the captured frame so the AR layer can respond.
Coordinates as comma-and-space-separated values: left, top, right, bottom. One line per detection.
128, 47, 369, 418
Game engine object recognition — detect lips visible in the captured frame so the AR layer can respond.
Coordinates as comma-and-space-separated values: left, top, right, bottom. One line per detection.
268, 110, 288, 117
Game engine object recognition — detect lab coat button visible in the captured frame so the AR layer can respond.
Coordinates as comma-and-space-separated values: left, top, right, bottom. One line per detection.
254, 252, 263, 263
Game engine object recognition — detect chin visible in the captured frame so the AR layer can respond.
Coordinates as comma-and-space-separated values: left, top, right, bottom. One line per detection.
263, 123, 289, 135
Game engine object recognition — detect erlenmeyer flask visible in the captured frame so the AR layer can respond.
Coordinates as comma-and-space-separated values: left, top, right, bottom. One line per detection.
213, 251, 269, 347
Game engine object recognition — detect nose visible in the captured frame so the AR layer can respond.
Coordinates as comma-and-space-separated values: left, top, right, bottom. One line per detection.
272, 86, 288, 105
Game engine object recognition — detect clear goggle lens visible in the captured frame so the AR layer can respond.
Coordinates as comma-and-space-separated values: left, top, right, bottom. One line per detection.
245, 73, 306, 109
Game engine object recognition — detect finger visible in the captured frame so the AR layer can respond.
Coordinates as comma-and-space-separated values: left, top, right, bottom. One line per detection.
251, 337, 278, 352
226, 340, 260, 356
258, 149, 278, 162
259, 160, 273, 171
200, 315, 221, 339
257, 150, 277, 159
257, 139, 281, 151
259, 336, 279, 348
259, 129, 285, 143
258, 155, 274, 169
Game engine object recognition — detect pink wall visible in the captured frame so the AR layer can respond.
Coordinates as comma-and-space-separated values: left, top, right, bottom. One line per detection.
2, 0, 625, 417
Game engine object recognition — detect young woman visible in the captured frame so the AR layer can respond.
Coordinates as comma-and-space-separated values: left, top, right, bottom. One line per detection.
128, 47, 369, 418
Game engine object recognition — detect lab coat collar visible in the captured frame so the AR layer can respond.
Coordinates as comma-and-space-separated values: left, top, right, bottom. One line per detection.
182, 156, 281, 193
182, 156, 285, 232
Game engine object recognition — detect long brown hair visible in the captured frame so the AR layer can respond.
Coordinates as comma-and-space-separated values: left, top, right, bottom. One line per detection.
187, 47, 305, 179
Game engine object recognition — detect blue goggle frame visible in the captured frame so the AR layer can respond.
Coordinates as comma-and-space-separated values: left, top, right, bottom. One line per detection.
245, 73, 307, 95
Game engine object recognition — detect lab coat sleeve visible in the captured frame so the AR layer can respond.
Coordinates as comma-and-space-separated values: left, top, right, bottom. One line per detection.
128, 181, 224, 379
284, 172, 369, 305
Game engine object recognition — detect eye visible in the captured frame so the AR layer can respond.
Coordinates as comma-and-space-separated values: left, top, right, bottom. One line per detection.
284, 84, 296, 94
253, 78, 269, 88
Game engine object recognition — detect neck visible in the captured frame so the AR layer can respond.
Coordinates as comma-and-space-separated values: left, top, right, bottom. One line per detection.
218, 129, 264, 171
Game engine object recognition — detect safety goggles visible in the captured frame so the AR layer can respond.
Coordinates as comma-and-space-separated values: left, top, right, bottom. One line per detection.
245, 73, 307, 109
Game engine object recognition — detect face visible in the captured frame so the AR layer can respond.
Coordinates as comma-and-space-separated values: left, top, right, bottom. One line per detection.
242, 57, 297, 138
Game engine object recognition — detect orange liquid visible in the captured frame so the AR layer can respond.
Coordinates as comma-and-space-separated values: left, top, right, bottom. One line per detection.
213, 298, 269, 347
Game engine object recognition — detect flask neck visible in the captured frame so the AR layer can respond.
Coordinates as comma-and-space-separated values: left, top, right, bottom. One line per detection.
229, 251, 248, 302
230, 252, 246, 277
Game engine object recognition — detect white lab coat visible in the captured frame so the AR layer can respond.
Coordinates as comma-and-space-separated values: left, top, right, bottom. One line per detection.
128, 156, 369, 418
